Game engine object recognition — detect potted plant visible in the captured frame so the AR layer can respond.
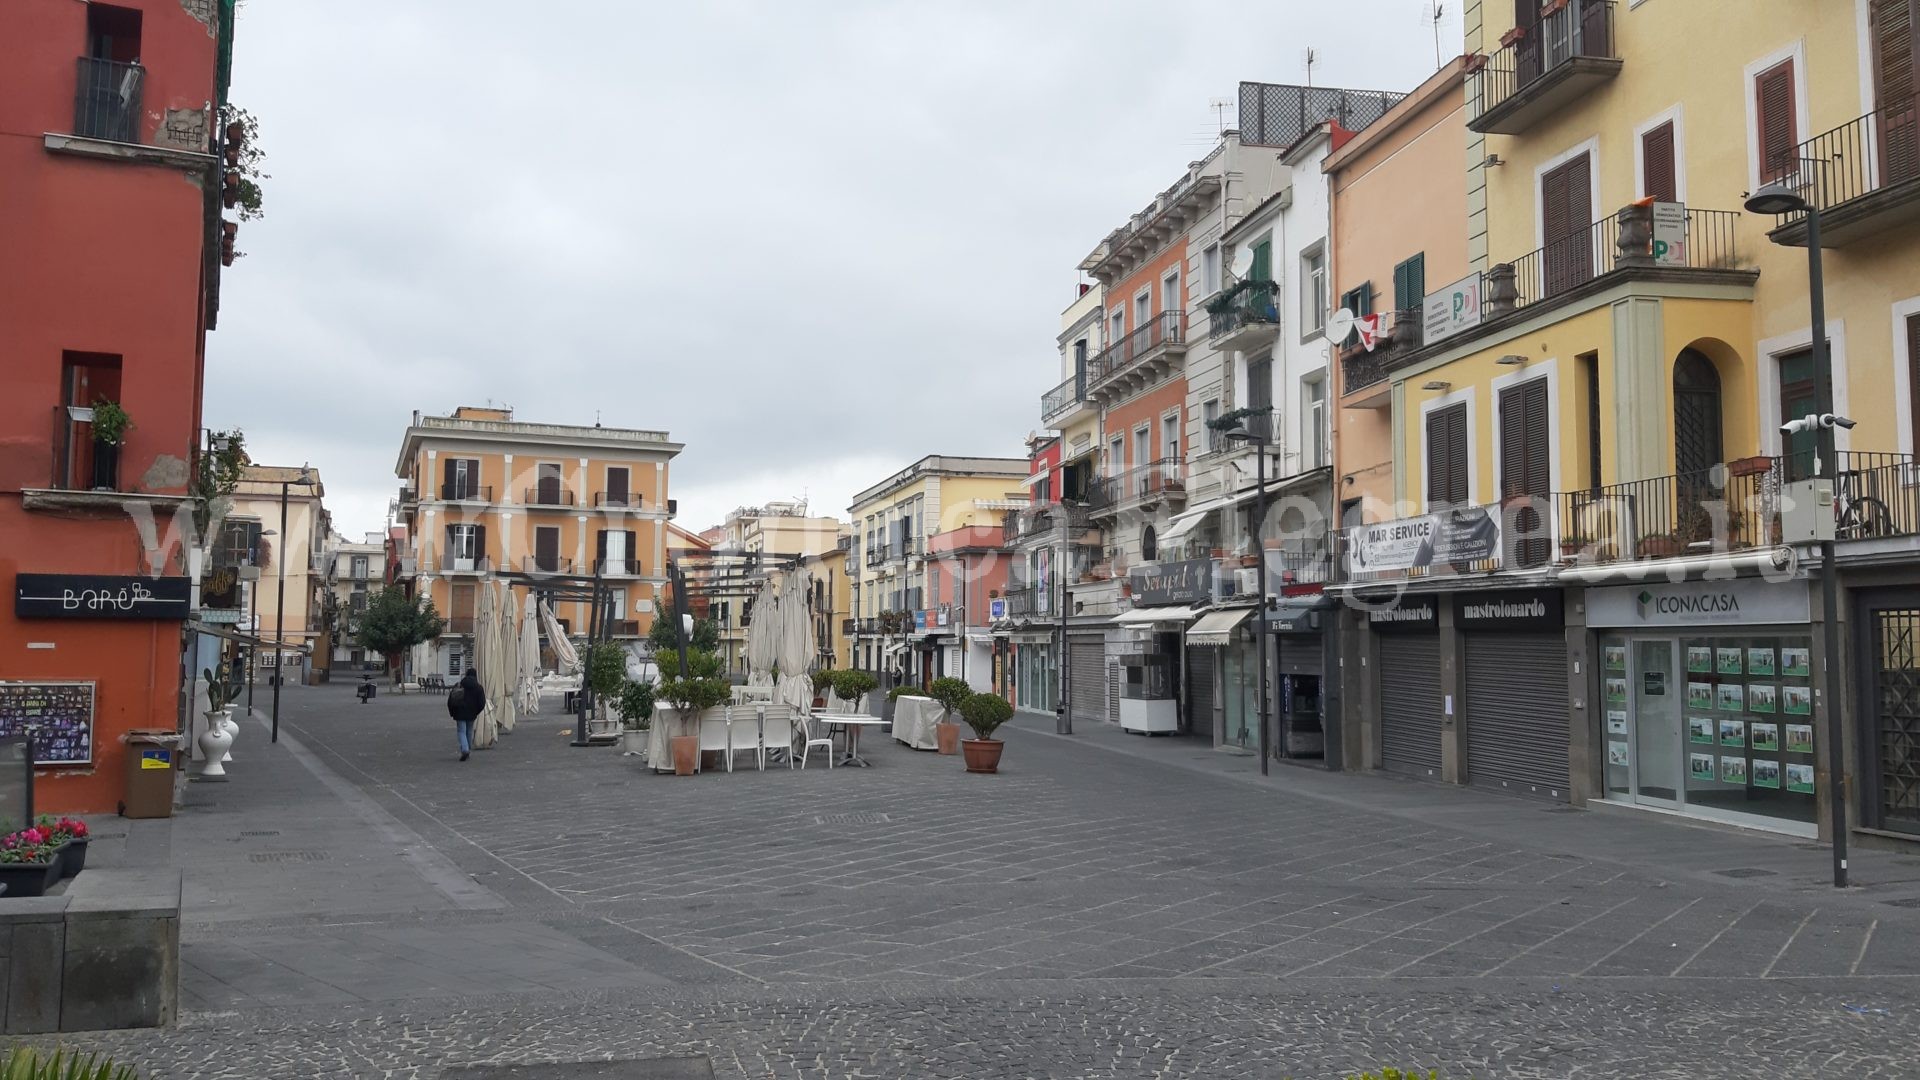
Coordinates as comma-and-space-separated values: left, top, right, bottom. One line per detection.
40, 815, 90, 879
198, 664, 242, 777
829, 669, 877, 714
90, 398, 131, 490
657, 649, 727, 775
928, 676, 971, 756
614, 678, 654, 758
587, 642, 628, 730
0, 825, 64, 898
958, 691, 1014, 774
810, 669, 834, 709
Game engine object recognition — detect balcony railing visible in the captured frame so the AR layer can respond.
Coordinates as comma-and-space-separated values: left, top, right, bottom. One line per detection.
1098, 458, 1185, 507
1558, 464, 1780, 565
447, 616, 476, 635
594, 558, 639, 576
610, 621, 641, 637
524, 487, 576, 507
440, 483, 491, 502
1089, 311, 1187, 387
522, 555, 573, 575
1041, 373, 1084, 426
594, 491, 640, 508
1004, 587, 1045, 618
1468, 1, 1619, 135
73, 57, 142, 143
1767, 95, 1920, 247
438, 554, 492, 573
1207, 281, 1280, 340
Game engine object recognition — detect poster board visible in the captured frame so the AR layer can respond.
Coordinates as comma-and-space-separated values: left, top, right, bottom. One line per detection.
0, 681, 96, 765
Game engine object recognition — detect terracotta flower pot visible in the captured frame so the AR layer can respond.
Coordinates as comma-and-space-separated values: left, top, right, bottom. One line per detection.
961, 738, 1004, 774
936, 721, 961, 755
671, 734, 699, 775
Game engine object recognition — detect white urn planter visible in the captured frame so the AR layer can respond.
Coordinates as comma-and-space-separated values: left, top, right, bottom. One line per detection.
196, 714, 233, 780
217, 706, 239, 762
621, 726, 650, 758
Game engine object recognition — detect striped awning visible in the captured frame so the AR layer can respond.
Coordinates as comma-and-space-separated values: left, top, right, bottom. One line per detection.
1185, 607, 1253, 646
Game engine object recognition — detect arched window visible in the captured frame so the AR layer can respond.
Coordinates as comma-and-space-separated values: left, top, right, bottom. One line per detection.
1140, 525, 1158, 562
1673, 348, 1724, 478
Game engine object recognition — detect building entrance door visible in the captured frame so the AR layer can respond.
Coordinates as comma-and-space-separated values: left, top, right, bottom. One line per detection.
1631, 639, 1683, 807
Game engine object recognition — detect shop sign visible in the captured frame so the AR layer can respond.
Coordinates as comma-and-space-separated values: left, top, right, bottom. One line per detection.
1128, 558, 1212, 606
1422, 273, 1483, 344
989, 598, 1007, 620
1587, 578, 1810, 628
14, 574, 191, 620
914, 610, 928, 632
1453, 588, 1564, 632
1344, 508, 1501, 575
1366, 594, 1438, 631
1269, 600, 1326, 634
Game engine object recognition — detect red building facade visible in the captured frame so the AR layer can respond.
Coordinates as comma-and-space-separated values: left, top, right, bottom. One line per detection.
0, 0, 234, 812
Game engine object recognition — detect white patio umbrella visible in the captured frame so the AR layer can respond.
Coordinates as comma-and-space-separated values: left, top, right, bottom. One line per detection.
495, 583, 520, 735
777, 567, 816, 714
540, 599, 580, 675
471, 581, 499, 749
744, 578, 780, 687
517, 599, 543, 715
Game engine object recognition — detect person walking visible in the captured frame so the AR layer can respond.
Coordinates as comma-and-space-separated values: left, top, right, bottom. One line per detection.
447, 666, 485, 761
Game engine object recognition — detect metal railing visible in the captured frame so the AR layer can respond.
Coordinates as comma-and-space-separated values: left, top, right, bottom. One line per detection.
522, 555, 573, 575
1041, 372, 1084, 424
1099, 458, 1185, 504
1208, 284, 1280, 339
594, 491, 639, 508
440, 483, 492, 502
438, 554, 492, 573
524, 487, 576, 507
1089, 311, 1186, 386
1005, 588, 1041, 618
1557, 464, 1779, 564
1833, 452, 1920, 540
1469, 1, 1616, 121
594, 558, 639, 576
1775, 96, 1920, 217
1238, 81, 1405, 149
447, 616, 476, 635
1485, 207, 1744, 315
73, 57, 142, 143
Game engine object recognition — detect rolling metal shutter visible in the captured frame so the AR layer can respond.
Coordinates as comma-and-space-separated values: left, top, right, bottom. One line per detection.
1069, 637, 1106, 726
1108, 659, 1121, 725
1378, 635, 1442, 778
1186, 645, 1215, 738
1464, 633, 1570, 801
1277, 634, 1322, 676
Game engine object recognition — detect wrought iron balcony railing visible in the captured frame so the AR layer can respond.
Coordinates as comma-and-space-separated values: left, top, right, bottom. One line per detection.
524, 487, 577, 507
1088, 311, 1186, 387
440, 483, 492, 502
73, 57, 142, 143
1468, 1, 1619, 134
1766, 95, 1920, 247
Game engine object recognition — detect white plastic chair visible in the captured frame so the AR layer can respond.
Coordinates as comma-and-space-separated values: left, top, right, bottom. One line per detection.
697, 707, 732, 773
795, 708, 835, 770
724, 705, 764, 772
760, 704, 798, 766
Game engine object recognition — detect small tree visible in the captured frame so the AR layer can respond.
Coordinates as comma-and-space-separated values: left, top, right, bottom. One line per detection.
647, 614, 720, 657
830, 669, 877, 709
657, 648, 729, 716
614, 680, 655, 732
928, 676, 971, 722
959, 691, 1014, 742
354, 587, 445, 680
587, 642, 628, 697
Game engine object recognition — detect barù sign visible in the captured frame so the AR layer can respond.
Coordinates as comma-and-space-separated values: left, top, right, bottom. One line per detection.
1344, 507, 1502, 575
1128, 558, 1212, 606
1453, 588, 1564, 632
14, 574, 192, 620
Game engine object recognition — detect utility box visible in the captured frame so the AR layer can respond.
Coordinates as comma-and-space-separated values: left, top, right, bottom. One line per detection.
121, 731, 181, 819
1780, 479, 1835, 544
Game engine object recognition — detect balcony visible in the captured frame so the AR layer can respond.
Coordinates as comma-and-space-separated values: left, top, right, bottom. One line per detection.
594, 491, 641, 508
440, 483, 492, 503
521, 555, 574, 575
1004, 587, 1046, 619
439, 554, 491, 574
1337, 310, 1422, 406
1207, 279, 1281, 352
1086, 312, 1188, 406
398, 483, 418, 507
73, 57, 143, 143
610, 620, 641, 637
1093, 458, 1186, 516
593, 558, 639, 577
892, 535, 925, 562
524, 487, 576, 508
1767, 96, 1920, 247
1041, 372, 1090, 428
1468, 1, 1620, 135
447, 616, 476, 635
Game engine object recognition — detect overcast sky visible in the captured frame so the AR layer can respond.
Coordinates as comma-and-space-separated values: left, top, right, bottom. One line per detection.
207, 1, 1448, 540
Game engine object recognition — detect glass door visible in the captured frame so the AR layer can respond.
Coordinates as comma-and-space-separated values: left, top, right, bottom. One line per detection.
1631, 639, 1682, 807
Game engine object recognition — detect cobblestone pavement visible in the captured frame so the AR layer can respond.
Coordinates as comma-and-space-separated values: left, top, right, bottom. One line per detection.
48, 686, 1920, 1078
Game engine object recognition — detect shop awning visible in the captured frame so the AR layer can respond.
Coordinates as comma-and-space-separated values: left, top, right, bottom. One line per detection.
1186, 607, 1253, 646
1113, 605, 1202, 626
1162, 488, 1260, 544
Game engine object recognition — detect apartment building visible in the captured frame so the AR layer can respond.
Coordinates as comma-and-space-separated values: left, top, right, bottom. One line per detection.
392, 407, 682, 675
1327, 0, 1920, 845
227, 465, 330, 681
326, 531, 385, 670
848, 455, 1027, 686
706, 501, 846, 671
0, 0, 240, 812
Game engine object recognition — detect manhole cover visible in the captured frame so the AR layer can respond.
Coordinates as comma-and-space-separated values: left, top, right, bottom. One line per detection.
240, 830, 280, 837
1882, 897, 1920, 909
248, 851, 329, 863
1713, 867, 1777, 879
813, 812, 891, 825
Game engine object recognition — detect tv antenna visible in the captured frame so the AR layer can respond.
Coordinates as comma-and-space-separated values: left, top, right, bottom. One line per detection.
1208, 97, 1232, 135
1302, 47, 1317, 87
1421, 4, 1453, 68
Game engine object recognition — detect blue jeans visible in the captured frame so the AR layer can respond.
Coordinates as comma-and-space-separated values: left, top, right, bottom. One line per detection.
456, 719, 473, 754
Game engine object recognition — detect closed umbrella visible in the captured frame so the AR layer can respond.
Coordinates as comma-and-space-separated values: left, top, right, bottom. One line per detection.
518, 599, 543, 715
745, 578, 779, 687
777, 567, 815, 714
471, 580, 499, 749
495, 584, 519, 735
541, 599, 580, 675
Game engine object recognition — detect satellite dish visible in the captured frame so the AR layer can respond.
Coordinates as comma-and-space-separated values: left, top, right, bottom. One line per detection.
1328, 308, 1356, 345
1229, 247, 1255, 278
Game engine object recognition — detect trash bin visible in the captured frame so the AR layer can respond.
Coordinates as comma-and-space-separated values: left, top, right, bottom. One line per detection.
122, 730, 182, 819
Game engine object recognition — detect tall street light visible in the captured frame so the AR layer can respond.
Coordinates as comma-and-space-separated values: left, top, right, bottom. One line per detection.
1222, 409, 1274, 777
271, 466, 316, 744
1745, 179, 1848, 888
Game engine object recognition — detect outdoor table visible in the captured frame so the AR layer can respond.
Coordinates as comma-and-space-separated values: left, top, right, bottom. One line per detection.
891, 696, 942, 750
814, 713, 886, 767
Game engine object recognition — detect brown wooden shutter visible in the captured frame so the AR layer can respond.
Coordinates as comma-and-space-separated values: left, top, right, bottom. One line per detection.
1427, 403, 1468, 507
595, 529, 609, 563
1756, 59, 1798, 182
607, 467, 629, 504
624, 530, 639, 574
1875, 0, 1919, 184
1642, 121, 1677, 202
1541, 153, 1592, 295
442, 457, 456, 498
1909, 313, 1920, 458
473, 525, 487, 564
1499, 379, 1551, 567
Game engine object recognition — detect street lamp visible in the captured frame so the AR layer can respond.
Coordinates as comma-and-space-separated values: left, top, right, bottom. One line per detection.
1222, 409, 1275, 777
1744, 179, 1848, 888
271, 466, 317, 745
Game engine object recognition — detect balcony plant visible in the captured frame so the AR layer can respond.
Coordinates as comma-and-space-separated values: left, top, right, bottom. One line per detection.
958, 691, 1014, 774
38, 815, 90, 878
0, 826, 64, 898
928, 676, 972, 755
88, 398, 130, 490
1499, 24, 1527, 48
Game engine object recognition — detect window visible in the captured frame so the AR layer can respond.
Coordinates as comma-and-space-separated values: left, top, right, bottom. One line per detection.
1755, 58, 1798, 183
1541, 152, 1595, 296
1338, 282, 1373, 335
1161, 271, 1181, 316
57, 351, 121, 489
1581, 351, 1603, 489
1141, 525, 1158, 562
603, 466, 631, 507
1910, 314, 1920, 458
1779, 346, 1819, 476
1641, 121, 1678, 203
1425, 402, 1469, 508
1109, 309, 1124, 345
597, 528, 637, 574
1302, 246, 1327, 336
78, 5, 142, 142
1203, 399, 1221, 452
1248, 357, 1274, 437
1304, 378, 1327, 468
1392, 254, 1426, 314
533, 525, 562, 573
443, 458, 481, 500
1163, 412, 1181, 462
446, 524, 483, 568
1874, 0, 1918, 185
1134, 291, 1151, 329
349, 555, 369, 579
1109, 435, 1125, 474
1033, 474, 1052, 505
1202, 245, 1221, 295
1498, 378, 1551, 567
536, 462, 564, 504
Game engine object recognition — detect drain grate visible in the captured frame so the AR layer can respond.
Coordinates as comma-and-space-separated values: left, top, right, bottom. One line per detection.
239, 830, 281, 837
813, 812, 891, 825
248, 850, 329, 863
1713, 867, 1777, 879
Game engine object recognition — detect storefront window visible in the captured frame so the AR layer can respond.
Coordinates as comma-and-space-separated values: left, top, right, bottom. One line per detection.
1222, 635, 1259, 749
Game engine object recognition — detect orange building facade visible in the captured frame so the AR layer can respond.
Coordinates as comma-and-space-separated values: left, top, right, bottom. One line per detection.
0, 0, 234, 813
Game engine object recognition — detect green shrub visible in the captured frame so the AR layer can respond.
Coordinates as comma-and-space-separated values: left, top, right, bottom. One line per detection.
958, 691, 1013, 740
0, 1047, 139, 1079
614, 679, 654, 730
656, 649, 729, 714
810, 669, 835, 693
830, 669, 877, 704
928, 676, 971, 717
887, 685, 927, 702
587, 642, 629, 697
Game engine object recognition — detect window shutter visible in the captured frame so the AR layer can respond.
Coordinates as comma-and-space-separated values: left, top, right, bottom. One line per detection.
1500, 386, 1528, 499
1909, 314, 1920, 458
473, 525, 487, 563
1875, 0, 1919, 183
442, 457, 456, 496
1427, 403, 1468, 508
1756, 60, 1797, 182
595, 529, 609, 560
1250, 240, 1271, 282
1642, 121, 1677, 202
624, 531, 638, 573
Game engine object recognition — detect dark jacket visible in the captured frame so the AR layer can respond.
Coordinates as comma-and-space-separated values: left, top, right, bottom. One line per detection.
447, 672, 485, 723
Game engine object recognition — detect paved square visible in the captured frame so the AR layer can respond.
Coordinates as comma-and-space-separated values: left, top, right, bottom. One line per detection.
41, 685, 1920, 1078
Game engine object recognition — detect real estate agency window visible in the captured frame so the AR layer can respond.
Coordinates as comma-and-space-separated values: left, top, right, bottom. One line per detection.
1754, 57, 1799, 183
1425, 401, 1469, 508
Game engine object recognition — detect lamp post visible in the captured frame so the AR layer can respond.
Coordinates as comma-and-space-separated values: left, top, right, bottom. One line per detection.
1745, 179, 1847, 889
270, 466, 316, 744
1223, 409, 1275, 777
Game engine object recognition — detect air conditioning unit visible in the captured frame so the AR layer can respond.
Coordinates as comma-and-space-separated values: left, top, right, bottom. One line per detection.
1236, 567, 1259, 595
